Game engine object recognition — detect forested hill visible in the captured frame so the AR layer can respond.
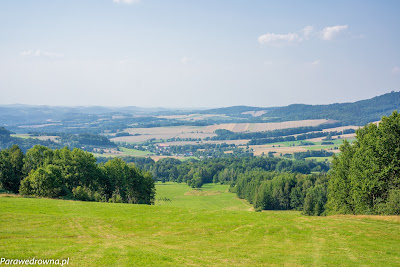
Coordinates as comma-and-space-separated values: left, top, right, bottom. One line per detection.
265, 91, 400, 126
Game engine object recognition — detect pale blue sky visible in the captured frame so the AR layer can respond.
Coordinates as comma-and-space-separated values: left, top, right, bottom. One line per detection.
0, 0, 399, 108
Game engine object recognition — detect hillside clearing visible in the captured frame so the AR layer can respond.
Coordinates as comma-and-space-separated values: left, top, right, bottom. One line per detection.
1, 183, 399, 266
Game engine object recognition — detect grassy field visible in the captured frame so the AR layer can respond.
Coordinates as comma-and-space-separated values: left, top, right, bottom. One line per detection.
91, 148, 154, 158
155, 183, 251, 211
118, 147, 154, 156
1, 183, 400, 266
305, 156, 333, 162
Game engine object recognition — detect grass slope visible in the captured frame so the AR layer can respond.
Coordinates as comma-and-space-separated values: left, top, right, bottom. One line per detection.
0, 184, 399, 266
155, 183, 251, 211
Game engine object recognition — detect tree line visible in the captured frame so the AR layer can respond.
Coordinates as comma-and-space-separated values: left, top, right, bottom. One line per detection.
0, 145, 155, 204
248, 129, 355, 145
234, 111, 400, 215
234, 171, 328, 215
147, 157, 329, 188
209, 124, 343, 141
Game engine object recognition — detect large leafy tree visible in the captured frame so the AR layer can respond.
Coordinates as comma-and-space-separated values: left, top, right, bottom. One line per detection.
0, 145, 24, 193
328, 110, 400, 214
20, 164, 65, 198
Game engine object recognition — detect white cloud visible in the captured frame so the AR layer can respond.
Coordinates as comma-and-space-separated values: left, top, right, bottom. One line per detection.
258, 25, 313, 45
20, 49, 64, 59
311, 59, 320, 65
321, 25, 348, 40
20, 50, 34, 57
181, 56, 192, 65
258, 24, 350, 46
113, 0, 141, 4
392, 66, 400, 74
258, 33, 300, 45
119, 58, 130, 64
301, 25, 313, 39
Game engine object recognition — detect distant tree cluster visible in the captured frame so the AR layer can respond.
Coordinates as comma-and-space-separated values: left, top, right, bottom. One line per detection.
293, 150, 334, 160
210, 124, 343, 141
248, 129, 355, 145
30, 132, 117, 148
235, 171, 328, 215
0, 145, 155, 204
148, 157, 329, 189
0, 127, 59, 152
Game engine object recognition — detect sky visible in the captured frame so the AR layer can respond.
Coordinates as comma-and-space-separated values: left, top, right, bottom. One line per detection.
0, 0, 399, 108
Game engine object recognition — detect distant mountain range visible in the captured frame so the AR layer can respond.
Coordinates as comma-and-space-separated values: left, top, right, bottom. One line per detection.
1, 91, 399, 126
0, 105, 169, 125
200, 91, 400, 125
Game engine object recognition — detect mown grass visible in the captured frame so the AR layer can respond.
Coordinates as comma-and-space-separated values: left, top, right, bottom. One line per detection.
118, 147, 154, 156
0, 183, 399, 266
155, 182, 251, 211
305, 156, 333, 162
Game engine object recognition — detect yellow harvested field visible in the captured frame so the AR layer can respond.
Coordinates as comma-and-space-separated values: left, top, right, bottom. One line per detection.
175, 132, 216, 139
112, 134, 195, 143
307, 133, 356, 142
150, 155, 186, 162
250, 145, 309, 156
17, 123, 62, 128
321, 125, 360, 132
204, 119, 329, 133
124, 126, 205, 135
156, 114, 229, 121
112, 119, 330, 143
157, 140, 249, 146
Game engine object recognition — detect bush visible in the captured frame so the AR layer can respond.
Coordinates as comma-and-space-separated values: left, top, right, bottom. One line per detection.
19, 165, 66, 198
385, 189, 400, 215
72, 186, 93, 201
303, 184, 327, 216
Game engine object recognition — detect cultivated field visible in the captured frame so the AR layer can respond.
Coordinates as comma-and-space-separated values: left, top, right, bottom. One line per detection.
11, 134, 60, 142
1, 183, 399, 266
307, 133, 356, 142
111, 119, 331, 143
156, 140, 250, 146
250, 145, 309, 156
241, 110, 267, 117
155, 114, 230, 121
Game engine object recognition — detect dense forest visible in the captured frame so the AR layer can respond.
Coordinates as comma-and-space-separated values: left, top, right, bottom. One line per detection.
126, 156, 330, 188
265, 91, 400, 125
235, 171, 328, 215
0, 145, 155, 204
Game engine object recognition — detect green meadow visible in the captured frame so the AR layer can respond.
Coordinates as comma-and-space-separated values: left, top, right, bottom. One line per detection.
1, 183, 399, 266
118, 147, 154, 156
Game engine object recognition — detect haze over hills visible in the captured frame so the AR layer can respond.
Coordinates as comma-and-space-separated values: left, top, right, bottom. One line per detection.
265, 91, 400, 125
0, 91, 399, 127
197, 91, 400, 125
